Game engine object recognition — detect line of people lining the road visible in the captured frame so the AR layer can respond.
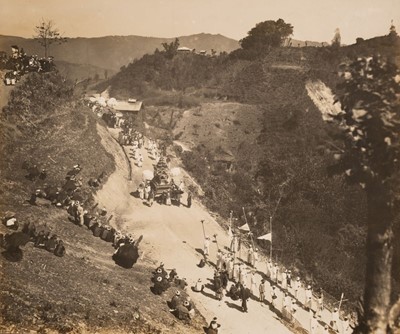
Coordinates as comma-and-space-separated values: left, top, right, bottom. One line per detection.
196, 231, 355, 334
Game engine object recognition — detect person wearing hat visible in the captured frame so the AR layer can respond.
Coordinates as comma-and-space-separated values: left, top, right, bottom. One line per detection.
186, 192, 192, 208
214, 272, 223, 300
45, 235, 58, 252
259, 279, 266, 303
184, 297, 195, 318
73, 201, 84, 226
193, 278, 204, 292
287, 269, 292, 288
216, 249, 223, 270
240, 283, 250, 313
203, 236, 210, 258
266, 259, 272, 279
291, 300, 299, 322
247, 245, 254, 267
305, 285, 313, 309
250, 271, 257, 295
331, 307, 340, 332
54, 240, 66, 257
272, 263, 279, 283
253, 247, 259, 269
316, 291, 324, 317
294, 277, 301, 299
281, 269, 288, 290
342, 316, 351, 334
169, 290, 182, 310
207, 317, 221, 334
270, 285, 278, 308
310, 311, 318, 334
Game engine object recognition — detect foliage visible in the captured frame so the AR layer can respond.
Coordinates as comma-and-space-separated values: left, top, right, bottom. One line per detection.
332, 56, 400, 196
239, 19, 293, 53
330, 56, 400, 332
161, 38, 180, 59
34, 19, 67, 58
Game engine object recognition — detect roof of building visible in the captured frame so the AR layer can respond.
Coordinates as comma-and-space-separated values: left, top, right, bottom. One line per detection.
113, 101, 143, 112
177, 46, 193, 52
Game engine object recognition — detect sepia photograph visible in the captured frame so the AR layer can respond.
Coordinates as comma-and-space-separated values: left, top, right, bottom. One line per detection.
0, 1, 399, 333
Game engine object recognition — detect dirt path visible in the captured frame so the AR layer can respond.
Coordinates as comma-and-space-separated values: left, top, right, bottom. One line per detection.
94, 126, 344, 334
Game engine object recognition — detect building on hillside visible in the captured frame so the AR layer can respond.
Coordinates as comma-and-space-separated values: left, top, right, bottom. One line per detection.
113, 100, 143, 114
213, 148, 235, 172
113, 99, 144, 125
177, 46, 193, 53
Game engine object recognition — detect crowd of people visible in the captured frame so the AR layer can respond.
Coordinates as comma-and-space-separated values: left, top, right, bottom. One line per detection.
2, 45, 56, 86
196, 229, 354, 334
150, 262, 197, 322
0, 216, 66, 262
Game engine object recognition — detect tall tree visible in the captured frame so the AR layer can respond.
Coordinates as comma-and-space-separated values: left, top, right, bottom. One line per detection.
161, 38, 180, 59
331, 28, 341, 48
239, 19, 293, 52
330, 56, 400, 333
33, 19, 67, 58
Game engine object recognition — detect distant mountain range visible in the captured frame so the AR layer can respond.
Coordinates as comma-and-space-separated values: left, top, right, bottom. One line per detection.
0, 33, 240, 71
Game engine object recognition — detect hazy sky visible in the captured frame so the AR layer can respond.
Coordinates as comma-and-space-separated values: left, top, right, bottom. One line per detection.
1, 0, 399, 44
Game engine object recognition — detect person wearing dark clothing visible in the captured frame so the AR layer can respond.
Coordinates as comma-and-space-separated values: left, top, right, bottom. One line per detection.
187, 192, 192, 208
207, 317, 221, 334
54, 240, 66, 257
45, 235, 58, 252
240, 284, 250, 312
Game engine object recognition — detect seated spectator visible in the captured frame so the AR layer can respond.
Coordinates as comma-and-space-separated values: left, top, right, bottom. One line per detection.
54, 240, 66, 257
45, 235, 58, 252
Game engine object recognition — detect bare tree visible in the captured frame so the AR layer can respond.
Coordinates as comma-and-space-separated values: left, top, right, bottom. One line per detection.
34, 19, 67, 58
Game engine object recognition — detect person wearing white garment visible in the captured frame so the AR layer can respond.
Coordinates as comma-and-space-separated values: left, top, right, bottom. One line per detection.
305, 285, 313, 309
281, 269, 288, 290
203, 236, 210, 258
294, 277, 301, 299
266, 259, 272, 279
250, 271, 257, 295
331, 307, 340, 332
226, 255, 233, 280
253, 248, 259, 269
310, 312, 318, 334
270, 285, 278, 308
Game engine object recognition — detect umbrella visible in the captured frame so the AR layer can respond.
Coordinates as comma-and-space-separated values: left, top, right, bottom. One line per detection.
170, 167, 181, 177
97, 97, 106, 107
142, 170, 154, 180
107, 97, 117, 107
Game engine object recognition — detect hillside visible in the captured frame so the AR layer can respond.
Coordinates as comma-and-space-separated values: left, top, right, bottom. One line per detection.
54, 60, 117, 82
100, 33, 400, 306
0, 33, 239, 71
0, 73, 210, 334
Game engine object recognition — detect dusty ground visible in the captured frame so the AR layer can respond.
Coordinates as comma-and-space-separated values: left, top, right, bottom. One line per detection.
93, 122, 348, 334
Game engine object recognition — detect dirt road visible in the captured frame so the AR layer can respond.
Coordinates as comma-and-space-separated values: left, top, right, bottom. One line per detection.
95, 126, 343, 334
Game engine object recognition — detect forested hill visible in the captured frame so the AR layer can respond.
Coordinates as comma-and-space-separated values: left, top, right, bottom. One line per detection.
96, 33, 400, 305
0, 33, 239, 71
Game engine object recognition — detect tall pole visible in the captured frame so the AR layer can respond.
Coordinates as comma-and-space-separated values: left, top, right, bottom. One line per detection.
201, 220, 206, 239
270, 216, 273, 259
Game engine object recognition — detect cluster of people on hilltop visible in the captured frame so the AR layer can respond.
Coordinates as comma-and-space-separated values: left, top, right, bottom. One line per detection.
3, 45, 55, 86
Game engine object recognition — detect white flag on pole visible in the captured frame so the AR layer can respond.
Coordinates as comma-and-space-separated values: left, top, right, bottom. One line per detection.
257, 233, 272, 241
239, 223, 250, 231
